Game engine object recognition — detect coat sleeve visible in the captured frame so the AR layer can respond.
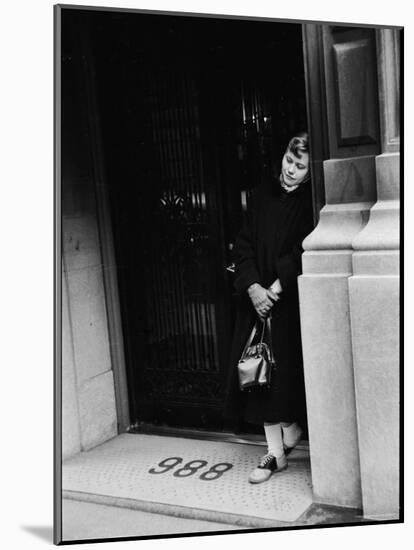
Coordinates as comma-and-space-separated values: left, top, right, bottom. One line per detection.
275, 204, 314, 295
233, 192, 261, 294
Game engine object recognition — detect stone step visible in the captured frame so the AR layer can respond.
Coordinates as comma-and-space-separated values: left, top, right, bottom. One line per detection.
62, 433, 312, 528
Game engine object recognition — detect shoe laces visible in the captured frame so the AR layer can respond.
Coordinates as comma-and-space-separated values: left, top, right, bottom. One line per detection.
258, 453, 275, 468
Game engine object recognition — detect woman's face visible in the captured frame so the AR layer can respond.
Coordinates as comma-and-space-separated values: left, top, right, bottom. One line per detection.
281, 148, 309, 187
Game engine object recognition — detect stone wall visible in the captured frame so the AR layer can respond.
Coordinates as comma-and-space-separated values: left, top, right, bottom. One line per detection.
62, 205, 118, 459
61, 44, 118, 460
61, 178, 118, 459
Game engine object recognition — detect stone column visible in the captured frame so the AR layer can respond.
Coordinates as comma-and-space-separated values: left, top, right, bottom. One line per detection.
62, 262, 81, 460
299, 25, 381, 508
348, 28, 401, 519
298, 159, 375, 508
61, 32, 118, 456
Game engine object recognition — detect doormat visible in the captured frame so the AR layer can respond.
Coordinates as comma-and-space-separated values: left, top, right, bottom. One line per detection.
63, 433, 313, 527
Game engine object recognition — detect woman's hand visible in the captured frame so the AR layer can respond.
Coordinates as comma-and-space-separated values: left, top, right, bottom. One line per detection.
270, 278, 283, 295
248, 283, 279, 320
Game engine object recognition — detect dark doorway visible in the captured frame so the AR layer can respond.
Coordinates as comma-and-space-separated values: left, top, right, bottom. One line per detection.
66, 10, 308, 431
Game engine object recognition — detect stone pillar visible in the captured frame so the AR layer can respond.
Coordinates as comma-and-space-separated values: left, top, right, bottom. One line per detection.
61, 33, 118, 456
298, 159, 375, 508
62, 263, 81, 460
348, 29, 401, 519
299, 25, 381, 508
63, 217, 118, 452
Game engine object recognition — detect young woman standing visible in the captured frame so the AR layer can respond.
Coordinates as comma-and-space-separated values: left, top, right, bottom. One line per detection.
225, 132, 314, 483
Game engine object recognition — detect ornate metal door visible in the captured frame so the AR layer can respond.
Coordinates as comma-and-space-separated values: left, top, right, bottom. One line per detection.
132, 66, 230, 428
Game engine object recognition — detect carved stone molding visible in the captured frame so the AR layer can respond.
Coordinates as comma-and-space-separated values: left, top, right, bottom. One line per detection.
303, 156, 377, 253
322, 26, 380, 159
376, 29, 401, 153
352, 152, 400, 270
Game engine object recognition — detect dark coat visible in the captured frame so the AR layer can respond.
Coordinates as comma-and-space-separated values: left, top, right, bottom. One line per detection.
224, 178, 314, 428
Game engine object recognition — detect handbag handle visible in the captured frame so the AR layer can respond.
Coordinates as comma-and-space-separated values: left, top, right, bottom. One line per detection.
265, 317, 275, 364
259, 319, 266, 344
240, 323, 258, 358
241, 319, 267, 359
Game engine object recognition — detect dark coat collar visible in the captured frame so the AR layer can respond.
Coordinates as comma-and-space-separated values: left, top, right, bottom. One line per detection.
271, 176, 311, 199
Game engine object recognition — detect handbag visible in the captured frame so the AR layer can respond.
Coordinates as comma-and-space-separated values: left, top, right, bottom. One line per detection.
237, 317, 275, 391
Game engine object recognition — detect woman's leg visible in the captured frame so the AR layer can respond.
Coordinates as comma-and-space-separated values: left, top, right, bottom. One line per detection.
248, 422, 287, 483
263, 422, 285, 458
281, 421, 303, 450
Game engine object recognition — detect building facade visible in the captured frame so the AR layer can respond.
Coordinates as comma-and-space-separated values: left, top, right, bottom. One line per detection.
60, 16, 401, 520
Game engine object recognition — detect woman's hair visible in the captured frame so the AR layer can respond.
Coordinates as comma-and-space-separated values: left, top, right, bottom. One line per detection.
278, 131, 311, 186
286, 131, 309, 158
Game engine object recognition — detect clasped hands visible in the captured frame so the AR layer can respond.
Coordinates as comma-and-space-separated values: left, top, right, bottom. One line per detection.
247, 280, 282, 320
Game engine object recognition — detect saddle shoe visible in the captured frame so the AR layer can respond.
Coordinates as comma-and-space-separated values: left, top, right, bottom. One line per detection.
248, 452, 288, 484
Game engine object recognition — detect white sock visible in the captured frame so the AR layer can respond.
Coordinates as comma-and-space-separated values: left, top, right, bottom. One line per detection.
281, 422, 302, 447
264, 422, 285, 458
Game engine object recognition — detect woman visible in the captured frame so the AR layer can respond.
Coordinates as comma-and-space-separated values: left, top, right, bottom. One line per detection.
224, 132, 314, 484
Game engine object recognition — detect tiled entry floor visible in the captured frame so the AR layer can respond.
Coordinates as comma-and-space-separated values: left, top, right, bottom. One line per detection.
63, 433, 313, 528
